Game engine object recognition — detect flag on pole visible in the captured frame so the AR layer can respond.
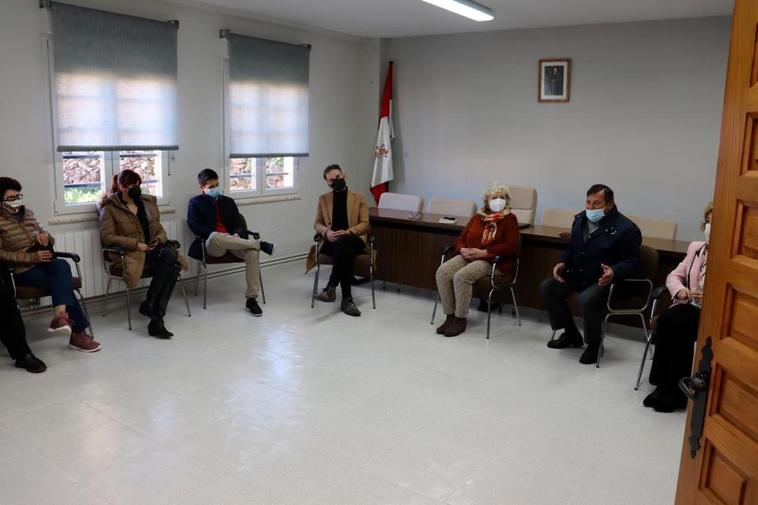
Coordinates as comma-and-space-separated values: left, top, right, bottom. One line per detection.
371, 61, 395, 204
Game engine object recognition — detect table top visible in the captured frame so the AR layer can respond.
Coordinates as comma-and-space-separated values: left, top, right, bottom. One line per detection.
368, 207, 690, 257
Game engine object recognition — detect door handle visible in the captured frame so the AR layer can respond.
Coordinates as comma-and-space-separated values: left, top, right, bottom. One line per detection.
679, 372, 709, 400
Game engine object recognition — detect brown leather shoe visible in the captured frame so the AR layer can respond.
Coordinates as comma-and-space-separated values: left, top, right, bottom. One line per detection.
340, 297, 361, 317
315, 286, 336, 303
444, 317, 467, 337
69, 331, 102, 353
48, 313, 72, 337
436, 314, 455, 335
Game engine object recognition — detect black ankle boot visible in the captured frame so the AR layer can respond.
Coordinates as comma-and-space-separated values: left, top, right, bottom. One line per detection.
148, 319, 173, 339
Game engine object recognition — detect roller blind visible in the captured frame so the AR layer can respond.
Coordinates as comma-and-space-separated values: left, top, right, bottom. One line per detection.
50, 2, 178, 152
226, 33, 310, 158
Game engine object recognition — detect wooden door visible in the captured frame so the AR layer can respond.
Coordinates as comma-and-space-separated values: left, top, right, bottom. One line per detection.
675, 1, 758, 504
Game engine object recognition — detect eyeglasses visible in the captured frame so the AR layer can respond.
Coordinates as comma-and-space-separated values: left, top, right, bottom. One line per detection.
3, 194, 23, 202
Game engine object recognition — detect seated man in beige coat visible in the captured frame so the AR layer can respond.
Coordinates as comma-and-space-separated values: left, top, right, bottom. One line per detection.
311, 164, 369, 317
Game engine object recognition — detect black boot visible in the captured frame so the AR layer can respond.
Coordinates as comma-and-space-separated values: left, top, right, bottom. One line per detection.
15, 353, 47, 373
547, 331, 584, 349
148, 318, 173, 339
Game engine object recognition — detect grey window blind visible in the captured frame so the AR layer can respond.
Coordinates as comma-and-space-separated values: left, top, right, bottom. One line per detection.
226, 33, 310, 158
50, 2, 178, 152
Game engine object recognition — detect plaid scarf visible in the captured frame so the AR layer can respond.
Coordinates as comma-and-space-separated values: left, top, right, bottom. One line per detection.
478, 208, 511, 246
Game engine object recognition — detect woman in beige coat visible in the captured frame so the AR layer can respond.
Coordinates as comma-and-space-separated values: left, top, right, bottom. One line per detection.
99, 170, 187, 338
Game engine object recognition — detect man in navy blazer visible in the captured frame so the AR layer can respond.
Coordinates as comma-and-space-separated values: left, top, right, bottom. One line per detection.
187, 169, 275, 316
540, 184, 641, 364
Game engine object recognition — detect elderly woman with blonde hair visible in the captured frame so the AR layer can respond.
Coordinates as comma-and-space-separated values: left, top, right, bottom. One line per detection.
434, 184, 520, 337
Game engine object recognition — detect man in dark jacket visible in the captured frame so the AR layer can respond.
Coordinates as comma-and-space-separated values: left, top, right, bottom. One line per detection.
540, 184, 642, 364
0, 264, 46, 373
187, 169, 275, 316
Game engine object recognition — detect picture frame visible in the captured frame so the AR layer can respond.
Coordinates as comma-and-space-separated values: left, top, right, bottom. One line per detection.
538, 58, 571, 103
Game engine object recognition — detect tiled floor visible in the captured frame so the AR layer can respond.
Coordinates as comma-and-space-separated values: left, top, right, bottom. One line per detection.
0, 262, 685, 505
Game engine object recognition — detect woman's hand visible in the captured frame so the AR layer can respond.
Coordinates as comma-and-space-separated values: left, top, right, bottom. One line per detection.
690, 290, 703, 305
462, 248, 487, 260
675, 288, 691, 301
36, 232, 50, 247
32, 250, 53, 263
136, 242, 154, 252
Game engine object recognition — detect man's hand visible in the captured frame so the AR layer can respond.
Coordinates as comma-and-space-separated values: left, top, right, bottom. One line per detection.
137, 242, 154, 252
33, 250, 53, 263
553, 262, 566, 283
675, 288, 691, 301
36, 232, 50, 247
598, 263, 614, 287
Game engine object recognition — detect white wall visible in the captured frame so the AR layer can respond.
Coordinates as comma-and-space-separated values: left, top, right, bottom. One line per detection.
0, 0, 380, 259
382, 16, 731, 241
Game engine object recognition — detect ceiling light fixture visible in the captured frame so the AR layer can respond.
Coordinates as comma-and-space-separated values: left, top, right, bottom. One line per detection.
421, 0, 494, 22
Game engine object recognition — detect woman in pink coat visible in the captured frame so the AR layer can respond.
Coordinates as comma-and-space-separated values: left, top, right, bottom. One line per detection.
644, 203, 712, 412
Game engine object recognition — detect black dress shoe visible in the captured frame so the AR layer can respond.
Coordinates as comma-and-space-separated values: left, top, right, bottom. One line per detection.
15, 353, 47, 373
148, 320, 173, 339
653, 390, 688, 413
643, 387, 664, 408
246, 297, 263, 316
579, 344, 601, 365
260, 241, 276, 256
547, 331, 584, 349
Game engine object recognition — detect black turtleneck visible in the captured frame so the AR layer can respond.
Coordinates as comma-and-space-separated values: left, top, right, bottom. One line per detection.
331, 190, 348, 231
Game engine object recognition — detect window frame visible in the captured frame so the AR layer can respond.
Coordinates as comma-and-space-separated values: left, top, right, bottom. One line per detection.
221, 57, 300, 199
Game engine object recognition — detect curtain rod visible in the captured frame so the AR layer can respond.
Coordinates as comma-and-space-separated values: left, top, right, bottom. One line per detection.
40, 1, 179, 28
219, 29, 311, 49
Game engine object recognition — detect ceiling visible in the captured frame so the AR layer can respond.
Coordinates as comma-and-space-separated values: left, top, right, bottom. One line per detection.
188, 0, 732, 38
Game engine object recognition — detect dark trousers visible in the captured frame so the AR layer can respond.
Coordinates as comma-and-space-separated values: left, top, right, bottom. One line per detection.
15, 259, 89, 332
320, 235, 365, 298
649, 303, 700, 391
143, 245, 180, 319
0, 283, 32, 360
540, 277, 610, 346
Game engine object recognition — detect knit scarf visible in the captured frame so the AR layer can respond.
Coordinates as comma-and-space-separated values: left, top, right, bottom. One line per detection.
478, 208, 510, 246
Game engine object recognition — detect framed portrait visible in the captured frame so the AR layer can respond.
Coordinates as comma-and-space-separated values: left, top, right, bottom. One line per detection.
538, 58, 571, 103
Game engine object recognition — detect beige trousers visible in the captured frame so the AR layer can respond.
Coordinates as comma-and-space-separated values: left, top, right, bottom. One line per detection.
435, 255, 491, 318
205, 232, 261, 299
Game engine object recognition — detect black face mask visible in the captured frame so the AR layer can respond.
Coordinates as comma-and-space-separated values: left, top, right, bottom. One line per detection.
330, 178, 346, 192
127, 186, 142, 201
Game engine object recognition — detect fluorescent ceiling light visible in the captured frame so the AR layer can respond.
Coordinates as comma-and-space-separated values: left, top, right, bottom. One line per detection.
421, 0, 494, 22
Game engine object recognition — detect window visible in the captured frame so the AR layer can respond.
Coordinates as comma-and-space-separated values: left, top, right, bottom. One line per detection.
228, 156, 299, 195
222, 32, 309, 198
58, 150, 169, 209
47, 3, 178, 213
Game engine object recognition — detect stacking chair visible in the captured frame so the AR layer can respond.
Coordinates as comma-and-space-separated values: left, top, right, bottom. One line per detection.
633, 284, 670, 390
507, 185, 537, 227
310, 234, 376, 309
188, 215, 266, 310
377, 192, 423, 214
101, 240, 191, 330
426, 198, 477, 218
9, 251, 94, 335
431, 237, 522, 339
541, 208, 577, 228
628, 215, 677, 241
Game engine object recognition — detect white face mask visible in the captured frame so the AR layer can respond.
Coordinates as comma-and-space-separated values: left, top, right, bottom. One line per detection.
489, 197, 507, 213
3, 200, 22, 211
704, 222, 711, 242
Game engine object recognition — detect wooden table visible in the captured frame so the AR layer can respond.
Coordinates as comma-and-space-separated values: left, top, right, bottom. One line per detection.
369, 207, 690, 311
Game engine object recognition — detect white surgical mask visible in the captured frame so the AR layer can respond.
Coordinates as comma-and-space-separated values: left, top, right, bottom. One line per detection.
585, 208, 605, 223
3, 200, 22, 211
489, 197, 506, 213
704, 222, 711, 243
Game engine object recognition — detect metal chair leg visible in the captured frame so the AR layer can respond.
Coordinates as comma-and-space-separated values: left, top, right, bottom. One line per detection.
202, 264, 208, 310
431, 295, 439, 324
486, 289, 494, 339
194, 262, 202, 296
76, 289, 94, 337
311, 264, 320, 308
103, 277, 112, 317
180, 275, 191, 317
370, 265, 376, 309
634, 313, 652, 390
259, 271, 266, 304
510, 287, 521, 326
597, 316, 610, 369
125, 287, 132, 331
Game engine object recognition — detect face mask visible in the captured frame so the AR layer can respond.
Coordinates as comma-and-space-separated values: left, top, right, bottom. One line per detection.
330, 177, 346, 192
206, 187, 222, 199
704, 223, 711, 242
488, 198, 506, 213
585, 208, 605, 223
3, 200, 22, 211
127, 186, 142, 201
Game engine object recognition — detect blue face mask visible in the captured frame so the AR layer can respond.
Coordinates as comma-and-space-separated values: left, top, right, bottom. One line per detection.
585, 208, 605, 223
206, 187, 222, 199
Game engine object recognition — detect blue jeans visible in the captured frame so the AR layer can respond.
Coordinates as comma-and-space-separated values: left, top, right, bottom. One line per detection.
15, 259, 89, 332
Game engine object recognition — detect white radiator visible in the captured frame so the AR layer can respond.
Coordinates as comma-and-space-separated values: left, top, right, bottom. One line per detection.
52, 220, 188, 298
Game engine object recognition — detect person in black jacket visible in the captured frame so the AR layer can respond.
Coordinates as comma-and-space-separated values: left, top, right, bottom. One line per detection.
0, 265, 46, 373
187, 169, 275, 316
540, 184, 642, 364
